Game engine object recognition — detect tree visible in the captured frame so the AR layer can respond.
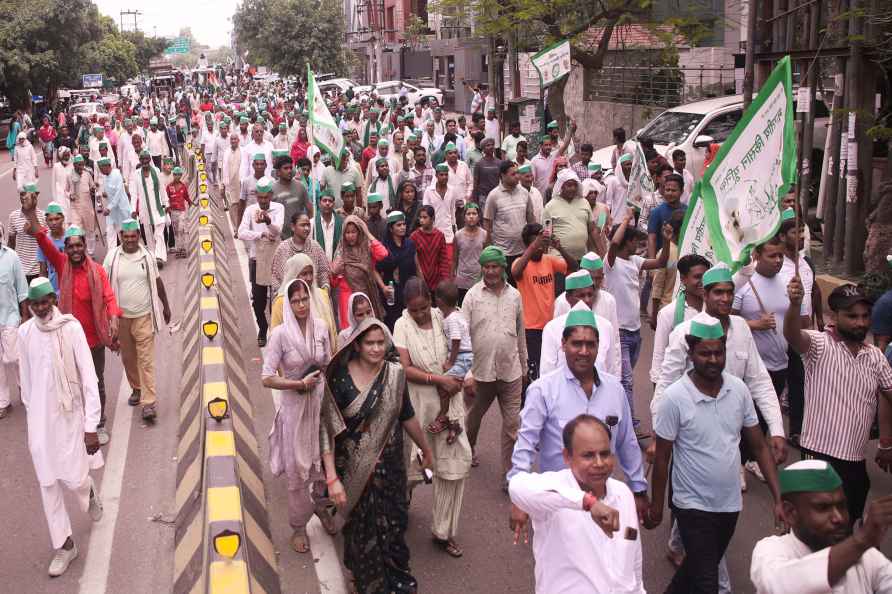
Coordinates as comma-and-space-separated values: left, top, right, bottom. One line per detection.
123, 31, 170, 72
233, 0, 349, 77
0, 0, 104, 107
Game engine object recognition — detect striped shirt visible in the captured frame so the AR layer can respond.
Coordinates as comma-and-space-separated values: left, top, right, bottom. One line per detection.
801, 330, 892, 461
8, 209, 46, 276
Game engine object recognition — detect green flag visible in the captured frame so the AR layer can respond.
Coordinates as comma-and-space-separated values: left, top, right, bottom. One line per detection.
307, 66, 344, 169
700, 56, 797, 271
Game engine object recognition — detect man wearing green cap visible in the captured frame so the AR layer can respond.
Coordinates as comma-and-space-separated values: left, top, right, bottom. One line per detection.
500, 121, 526, 163
98, 156, 132, 249
463, 245, 527, 480
200, 111, 219, 185
0, 219, 28, 419
36, 203, 67, 291
423, 163, 461, 263
238, 152, 271, 231
18, 276, 105, 577
119, 130, 144, 185
146, 116, 172, 169
322, 148, 364, 208
129, 149, 169, 266
360, 108, 381, 148
240, 123, 273, 180
751, 460, 892, 593
65, 152, 101, 257
651, 311, 782, 593
87, 124, 112, 170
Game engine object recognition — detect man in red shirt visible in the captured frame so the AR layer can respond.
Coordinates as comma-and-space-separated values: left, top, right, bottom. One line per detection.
360, 131, 380, 176
23, 194, 121, 445
165, 166, 192, 257
511, 223, 578, 382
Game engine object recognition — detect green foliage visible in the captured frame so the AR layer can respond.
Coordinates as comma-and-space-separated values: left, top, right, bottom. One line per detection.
233, 0, 349, 77
123, 31, 170, 71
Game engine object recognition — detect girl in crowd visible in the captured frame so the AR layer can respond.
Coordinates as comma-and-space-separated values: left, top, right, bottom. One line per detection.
377, 210, 419, 330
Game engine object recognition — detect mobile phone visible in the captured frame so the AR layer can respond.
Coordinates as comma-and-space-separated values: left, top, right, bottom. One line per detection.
417, 452, 433, 484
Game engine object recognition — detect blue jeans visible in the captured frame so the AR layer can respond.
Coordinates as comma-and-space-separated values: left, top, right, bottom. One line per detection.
619, 329, 641, 418
669, 519, 732, 593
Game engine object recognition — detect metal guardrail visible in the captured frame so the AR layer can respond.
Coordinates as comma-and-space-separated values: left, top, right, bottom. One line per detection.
586, 65, 737, 107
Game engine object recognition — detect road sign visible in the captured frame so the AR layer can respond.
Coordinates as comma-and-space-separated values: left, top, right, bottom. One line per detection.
164, 37, 191, 55
82, 74, 103, 88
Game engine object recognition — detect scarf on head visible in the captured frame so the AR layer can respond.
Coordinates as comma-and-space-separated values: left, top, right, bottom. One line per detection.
278, 253, 337, 347
140, 166, 164, 226
59, 257, 114, 348
31, 306, 79, 412
334, 215, 384, 318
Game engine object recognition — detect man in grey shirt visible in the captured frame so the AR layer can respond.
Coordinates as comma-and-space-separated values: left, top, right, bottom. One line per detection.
271, 153, 311, 239
482, 161, 534, 276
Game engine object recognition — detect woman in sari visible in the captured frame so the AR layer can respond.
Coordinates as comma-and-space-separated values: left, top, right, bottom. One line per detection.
270, 253, 338, 347
393, 180, 422, 235
376, 211, 418, 331
290, 127, 310, 163
337, 292, 374, 349
261, 279, 334, 553
331, 214, 389, 328
393, 278, 471, 558
321, 318, 433, 594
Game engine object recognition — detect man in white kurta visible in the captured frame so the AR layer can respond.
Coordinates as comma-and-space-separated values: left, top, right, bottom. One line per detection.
509, 413, 644, 594
541, 272, 619, 377
13, 133, 39, 192
128, 151, 169, 265
18, 278, 103, 576
751, 460, 892, 594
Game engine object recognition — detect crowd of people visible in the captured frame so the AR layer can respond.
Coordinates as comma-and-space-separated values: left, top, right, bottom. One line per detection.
2, 71, 892, 593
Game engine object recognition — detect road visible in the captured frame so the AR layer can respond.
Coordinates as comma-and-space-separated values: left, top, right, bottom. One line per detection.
1, 152, 891, 593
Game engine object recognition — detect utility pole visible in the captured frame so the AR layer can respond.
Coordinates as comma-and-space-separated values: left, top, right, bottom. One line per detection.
742, 0, 757, 108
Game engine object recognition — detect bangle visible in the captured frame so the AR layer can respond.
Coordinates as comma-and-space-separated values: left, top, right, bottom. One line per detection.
878, 444, 892, 452
326, 476, 339, 486
582, 492, 598, 511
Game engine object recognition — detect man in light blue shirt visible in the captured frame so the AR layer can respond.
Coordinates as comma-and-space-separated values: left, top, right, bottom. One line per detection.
649, 312, 782, 593
508, 309, 648, 541
0, 222, 29, 418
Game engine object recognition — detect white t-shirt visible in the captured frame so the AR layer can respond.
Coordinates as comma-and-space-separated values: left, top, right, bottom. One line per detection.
116, 250, 153, 318
605, 254, 645, 331
778, 256, 813, 317
733, 272, 801, 371
443, 310, 472, 352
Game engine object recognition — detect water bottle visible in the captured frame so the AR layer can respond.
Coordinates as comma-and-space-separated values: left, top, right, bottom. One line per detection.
386, 280, 396, 306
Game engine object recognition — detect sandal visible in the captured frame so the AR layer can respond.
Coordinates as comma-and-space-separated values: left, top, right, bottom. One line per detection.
128, 390, 141, 406
315, 508, 338, 536
433, 537, 463, 558
426, 415, 450, 435
141, 404, 157, 422
290, 529, 310, 554
446, 420, 463, 445
471, 454, 480, 468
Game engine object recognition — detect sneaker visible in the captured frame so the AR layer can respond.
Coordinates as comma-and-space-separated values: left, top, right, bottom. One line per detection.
48, 542, 78, 577
740, 466, 747, 492
89, 489, 104, 522
745, 460, 766, 483
96, 426, 110, 446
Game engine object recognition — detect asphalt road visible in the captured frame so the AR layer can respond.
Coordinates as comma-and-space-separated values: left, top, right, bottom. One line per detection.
1, 151, 891, 593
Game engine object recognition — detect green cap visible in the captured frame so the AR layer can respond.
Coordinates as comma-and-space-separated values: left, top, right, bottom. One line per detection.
564, 270, 594, 290
240, 116, 249, 124
366, 192, 383, 205
444, 142, 457, 152
547, 120, 559, 129
464, 202, 480, 211
279, 122, 287, 129
72, 155, 84, 164
387, 211, 405, 224
319, 188, 334, 200
256, 117, 265, 125
45, 202, 64, 215
617, 153, 632, 165
256, 176, 274, 193
376, 157, 389, 167
27, 277, 54, 301
516, 164, 532, 174
253, 152, 267, 162
23, 183, 39, 193
271, 150, 288, 159
121, 218, 140, 231
435, 163, 449, 173
149, 117, 158, 125
93, 125, 104, 132
97, 157, 111, 166
377, 139, 389, 148
341, 182, 356, 194
479, 245, 507, 267
588, 163, 603, 173
779, 460, 843, 495
173, 166, 184, 175
689, 313, 725, 340
564, 308, 597, 330
781, 208, 795, 222
139, 149, 151, 158
98, 142, 108, 149
64, 225, 85, 239
581, 252, 604, 271
162, 156, 174, 164
702, 263, 733, 287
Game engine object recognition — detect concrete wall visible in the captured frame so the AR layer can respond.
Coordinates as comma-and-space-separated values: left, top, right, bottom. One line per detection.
563, 65, 665, 148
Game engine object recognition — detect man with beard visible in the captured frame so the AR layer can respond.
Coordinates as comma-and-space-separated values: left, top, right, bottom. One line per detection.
751, 460, 892, 593
785, 281, 892, 523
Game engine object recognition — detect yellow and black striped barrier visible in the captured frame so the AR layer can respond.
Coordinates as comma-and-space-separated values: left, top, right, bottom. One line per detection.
174, 142, 281, 594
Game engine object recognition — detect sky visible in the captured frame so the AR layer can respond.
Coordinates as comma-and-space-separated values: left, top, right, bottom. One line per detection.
95, 0, 239, 48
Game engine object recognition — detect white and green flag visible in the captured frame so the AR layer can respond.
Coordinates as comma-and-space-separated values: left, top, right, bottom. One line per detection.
625, 141, 656, 210
677, 182, 718, 265
307, 65, 344, 168
531, 40, 572, 88
700, 56, 797, 270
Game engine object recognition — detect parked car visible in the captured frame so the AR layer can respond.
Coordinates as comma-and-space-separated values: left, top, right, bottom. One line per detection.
68, 101, 109, 121
354, 80, 444, 106
318, 78, 360, 95
593, 94, 828, 181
